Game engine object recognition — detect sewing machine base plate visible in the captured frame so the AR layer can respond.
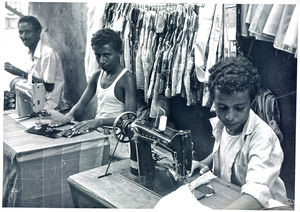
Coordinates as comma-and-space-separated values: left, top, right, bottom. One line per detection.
118, 166, 184, 196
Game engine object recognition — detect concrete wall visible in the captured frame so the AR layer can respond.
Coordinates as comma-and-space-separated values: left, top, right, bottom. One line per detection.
29, 2, 96, 119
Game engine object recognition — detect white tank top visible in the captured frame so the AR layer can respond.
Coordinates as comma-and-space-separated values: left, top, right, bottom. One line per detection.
95, 68, 128, 119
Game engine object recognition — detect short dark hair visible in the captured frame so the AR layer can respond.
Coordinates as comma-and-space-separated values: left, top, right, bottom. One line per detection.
91, 28, 122, 52
18, 16, 42, 32
208, 57, 261, 102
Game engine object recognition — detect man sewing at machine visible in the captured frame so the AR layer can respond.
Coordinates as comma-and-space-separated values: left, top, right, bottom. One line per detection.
50, 28, 137, 159
185, 57, 289, 209
4, 16, 65, 111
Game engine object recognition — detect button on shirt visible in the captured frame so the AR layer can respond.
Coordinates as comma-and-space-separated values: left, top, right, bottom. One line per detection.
26, 40, 65, 110
211, 109, 288, 208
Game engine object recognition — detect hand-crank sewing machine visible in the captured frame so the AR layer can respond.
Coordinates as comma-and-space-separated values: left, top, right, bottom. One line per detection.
101, 111, 192, 193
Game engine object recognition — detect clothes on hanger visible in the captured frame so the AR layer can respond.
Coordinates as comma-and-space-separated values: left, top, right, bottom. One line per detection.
101, 3, 236, 111
240, 4, 297, 57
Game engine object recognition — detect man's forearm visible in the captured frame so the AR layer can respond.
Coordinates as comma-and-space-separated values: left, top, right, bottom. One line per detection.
225, 194, 262, 210
6, 66, 44, 83
201, 152, 213, 166
6, 66, 26, 78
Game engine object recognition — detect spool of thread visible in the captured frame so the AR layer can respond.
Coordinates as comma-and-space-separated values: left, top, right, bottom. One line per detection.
158, 115, 167, 131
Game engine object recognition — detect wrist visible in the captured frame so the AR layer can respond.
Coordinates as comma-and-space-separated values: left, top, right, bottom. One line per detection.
95, 118, 103, 127
66, 112, 74, 122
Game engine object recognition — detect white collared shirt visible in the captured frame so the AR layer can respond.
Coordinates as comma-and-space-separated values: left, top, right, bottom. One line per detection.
211, 109, 288, 208
26, 40, 65, 110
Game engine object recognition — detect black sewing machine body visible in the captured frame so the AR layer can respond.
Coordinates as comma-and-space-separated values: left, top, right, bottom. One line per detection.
130, 120, 192, 178
110, 112, 192, 188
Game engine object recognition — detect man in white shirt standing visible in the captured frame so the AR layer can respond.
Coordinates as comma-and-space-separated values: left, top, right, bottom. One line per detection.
4, 16, 65, 110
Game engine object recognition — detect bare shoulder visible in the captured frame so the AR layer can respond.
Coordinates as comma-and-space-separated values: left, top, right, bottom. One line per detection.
87, 70, 101, 88
89, 70, 101, 82
119, 70, 135, 85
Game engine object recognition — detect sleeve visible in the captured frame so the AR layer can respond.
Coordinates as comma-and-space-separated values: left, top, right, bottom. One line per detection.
241, 128, 284, 207
41, 49, 61, 83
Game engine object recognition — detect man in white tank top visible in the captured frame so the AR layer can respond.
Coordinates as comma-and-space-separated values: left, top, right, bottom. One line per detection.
51, 28, 137, 158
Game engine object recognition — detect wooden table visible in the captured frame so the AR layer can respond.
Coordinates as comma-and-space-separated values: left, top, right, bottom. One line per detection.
67, 159, 242, 209
2, 110, 110, 207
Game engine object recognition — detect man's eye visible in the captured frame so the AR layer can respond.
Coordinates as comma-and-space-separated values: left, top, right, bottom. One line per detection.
217, 105, 227, 110
235, 107, 245, 111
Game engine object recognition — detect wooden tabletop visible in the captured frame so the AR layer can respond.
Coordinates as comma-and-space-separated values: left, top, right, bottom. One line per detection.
67, 159, 242, 209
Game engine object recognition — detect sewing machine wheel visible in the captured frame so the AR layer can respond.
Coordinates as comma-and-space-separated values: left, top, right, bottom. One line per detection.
113, 112, 137, 143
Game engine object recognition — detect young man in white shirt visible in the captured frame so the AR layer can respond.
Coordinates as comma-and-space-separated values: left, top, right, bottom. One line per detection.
4, 16, 65, 110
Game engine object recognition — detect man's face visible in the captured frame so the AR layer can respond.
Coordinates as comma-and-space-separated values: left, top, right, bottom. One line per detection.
18, 22, 40, 49
92, 43, 121, 73
214, 88, 252, 135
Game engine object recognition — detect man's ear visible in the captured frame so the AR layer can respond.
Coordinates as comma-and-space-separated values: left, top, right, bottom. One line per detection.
118, 49, 123, 55
36, 28, 42, 36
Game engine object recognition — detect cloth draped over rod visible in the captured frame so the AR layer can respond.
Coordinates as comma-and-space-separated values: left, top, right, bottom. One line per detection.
240, 4, 298, 58
87, 3, 237, 117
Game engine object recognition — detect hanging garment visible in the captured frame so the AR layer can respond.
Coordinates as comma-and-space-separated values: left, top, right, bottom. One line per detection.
85, 2, 106, 81
205, 4, 223, 80
248, 4, 273, 42
262, 5, 285, 39
223, 4, 237, 58
176, 14, 190, 95
282, 5, 298, 55
245, 4, 258, 26
194, 4, 216, 83
240, 4, 250, 37
123, 17, 131, 71
171, 11, 184, 96
141, 13, 156, 102
273, 5, 296, 54
184, 52, 194, 106
251, 87, 283, 142
135, 11, 145, 90
147, 37, 164, 99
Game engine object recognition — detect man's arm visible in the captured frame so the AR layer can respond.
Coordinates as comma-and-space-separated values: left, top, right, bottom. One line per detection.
123, 71, 137, 112
188, 152, 213, 177
225, 194, 262, 209
4, 62, 44, 83
68, 70, 100, 118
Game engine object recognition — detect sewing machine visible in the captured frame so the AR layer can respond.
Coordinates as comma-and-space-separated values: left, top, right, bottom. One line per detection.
14, 79, 45, 117
105, 111, 192, 189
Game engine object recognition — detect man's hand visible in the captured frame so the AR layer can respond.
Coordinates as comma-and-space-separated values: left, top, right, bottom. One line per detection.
50, 110, 73, 127
70, 119, 100, 134
4, 62, 19, 76
188, 160, 210, 177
